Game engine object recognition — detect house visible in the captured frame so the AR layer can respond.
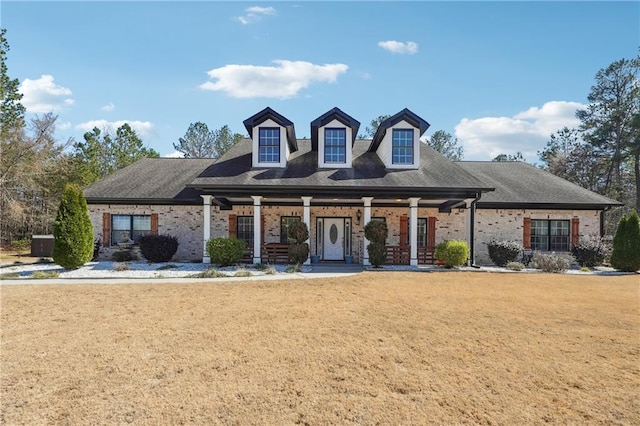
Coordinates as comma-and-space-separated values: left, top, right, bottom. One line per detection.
84, 107, 621, 266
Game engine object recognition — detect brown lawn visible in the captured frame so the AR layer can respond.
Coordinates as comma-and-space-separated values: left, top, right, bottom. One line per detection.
1, 272, 638, 425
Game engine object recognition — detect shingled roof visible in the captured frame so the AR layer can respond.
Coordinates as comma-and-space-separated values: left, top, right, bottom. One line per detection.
456, 161, 622, 209
84, 158, 214, 204
187, 138, 492, 199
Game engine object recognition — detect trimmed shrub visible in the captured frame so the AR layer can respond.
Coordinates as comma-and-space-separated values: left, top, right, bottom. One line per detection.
138, 234, 179, 263
12, 238, 31, 257
571, 237, 607, 267
487, 240, 522, 267
52, 184, 94, 269
610, 211, 640, 272
364, 220, 388, 244
365, 220, 388, 267
288, 221, 310, 264
112, 250, 136, 262
531, 252, 569, 273
435, 240, 469, 268
207, 238, 245, 266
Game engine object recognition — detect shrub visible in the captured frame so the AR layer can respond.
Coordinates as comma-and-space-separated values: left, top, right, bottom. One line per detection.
487, 240, 522, 267
288, 221, 310, 264
531, 252, 569, 273
52, 184, 94, 269
610, 211, 640, 272
571, 237, 607, 267
234, 268, 253, 277
92, 239, 101, 261
137, 234, 179, 263
364, 220, 388, 244
112, 250, 136, 262
506, 261, 525, 271
365, 220, 388, 267
207, 238, 245, 266
113, 263, 130, 272
31, 271, 59, 279
435, 240, 469, 268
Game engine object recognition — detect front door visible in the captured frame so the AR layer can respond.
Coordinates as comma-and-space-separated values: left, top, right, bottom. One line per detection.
323, 218, 344, 260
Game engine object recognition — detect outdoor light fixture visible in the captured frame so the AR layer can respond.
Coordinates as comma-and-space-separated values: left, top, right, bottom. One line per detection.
356, 209, 362, 224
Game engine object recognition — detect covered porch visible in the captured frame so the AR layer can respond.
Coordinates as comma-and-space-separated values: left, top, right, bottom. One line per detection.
199, 191, 481, 266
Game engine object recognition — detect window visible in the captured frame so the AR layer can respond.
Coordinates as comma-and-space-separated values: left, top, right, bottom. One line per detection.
392, 129, 413, 165
237, 216, 254, 248
111, 215, 151, 245
531, 219, 570, 251
259, 127, 280, 163
405, 218, 427, 246
280, 216, 301, 243
324, 128, 346, 163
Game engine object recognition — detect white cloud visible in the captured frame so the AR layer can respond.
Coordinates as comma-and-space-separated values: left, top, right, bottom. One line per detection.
101, 102, 115, 112
163, 150, 185, 158
378, 41, 418, 55
454, 101, 586, 161
75, 120, 155, 138
19, 75, 74, 113
200, 60, 348, 99
238, 5, 276, 24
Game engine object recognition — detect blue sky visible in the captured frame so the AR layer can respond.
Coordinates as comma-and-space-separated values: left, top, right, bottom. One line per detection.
4, 1, 638, 161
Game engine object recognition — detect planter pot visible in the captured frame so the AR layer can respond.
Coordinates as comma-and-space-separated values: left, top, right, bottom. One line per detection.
345, 255, 353, 264
310, 255, 320, 263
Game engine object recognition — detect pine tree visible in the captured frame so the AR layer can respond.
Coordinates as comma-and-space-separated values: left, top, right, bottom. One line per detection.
52, 184, 94, 269
610, 211, 640, 272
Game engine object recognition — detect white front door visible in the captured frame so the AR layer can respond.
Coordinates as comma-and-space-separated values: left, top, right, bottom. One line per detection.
323, 218, 344, 260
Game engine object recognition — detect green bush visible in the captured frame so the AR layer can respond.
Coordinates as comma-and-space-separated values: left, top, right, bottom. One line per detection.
364, 220, 388, 244
288, 221, 310, 264
571, 237, 607, 267
137, 234, 179, 263
52, 184, 94, 269
532, 252, 570, 273
487, 240, 522, 267
12, 238, 31, 257
367, 242, 387, 267
435, 240, 469, 268
610, 211, 640, 272
207, 238, 245, 266
112, 250, 136, 262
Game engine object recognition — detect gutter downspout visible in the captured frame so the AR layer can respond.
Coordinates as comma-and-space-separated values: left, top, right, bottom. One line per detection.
470, 193, 481, 268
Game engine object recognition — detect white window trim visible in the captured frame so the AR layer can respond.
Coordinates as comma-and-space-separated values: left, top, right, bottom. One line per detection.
252, 119, 288, 168
318, 119, 353, 168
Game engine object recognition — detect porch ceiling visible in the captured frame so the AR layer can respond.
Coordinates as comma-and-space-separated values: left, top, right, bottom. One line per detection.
216, 196, 471, 209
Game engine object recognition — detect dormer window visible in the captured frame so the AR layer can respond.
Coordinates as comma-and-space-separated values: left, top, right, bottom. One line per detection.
392, 129, 414, 165
324, 128, 346, 164
259, 127, 280, 163
368, 108, 430, 170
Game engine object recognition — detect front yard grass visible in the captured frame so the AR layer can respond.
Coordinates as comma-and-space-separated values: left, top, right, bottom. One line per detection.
1, 272, 638, 424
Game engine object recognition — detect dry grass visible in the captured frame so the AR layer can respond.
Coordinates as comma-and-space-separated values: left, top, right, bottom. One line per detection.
1, 272, 638, 425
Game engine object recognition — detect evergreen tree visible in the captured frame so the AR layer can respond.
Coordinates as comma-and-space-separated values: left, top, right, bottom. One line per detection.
52, 184, 94, 269
610, 210, 640, 272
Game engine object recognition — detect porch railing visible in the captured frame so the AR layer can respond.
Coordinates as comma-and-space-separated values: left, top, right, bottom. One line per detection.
385, 245, 435, 265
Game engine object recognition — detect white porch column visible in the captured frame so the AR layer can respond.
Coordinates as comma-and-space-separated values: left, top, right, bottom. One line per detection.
201, 195, 212, 263
465, 199, 474, 266
409, 197, 421, 266
362, 197, 373, 266
251, 196, 262, 264
301, 196, 312, 265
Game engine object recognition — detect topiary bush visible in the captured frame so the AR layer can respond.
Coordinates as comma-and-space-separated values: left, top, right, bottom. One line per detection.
52, 183, 94, 269
571, 237, 607, 267
610, 211, 640, 272
137, 234, 179, 263
364, 220, 388, 267
435, 240, 469, 268
487, 240, 522, 267
207, 237, 245, 266
531, 252, 570, 273
287, 221, 309, 264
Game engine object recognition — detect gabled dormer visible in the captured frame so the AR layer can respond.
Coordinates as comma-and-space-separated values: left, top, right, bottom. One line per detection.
311, 107, 360, 168
243, 107, 298, 168
368, 108, 430, 170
